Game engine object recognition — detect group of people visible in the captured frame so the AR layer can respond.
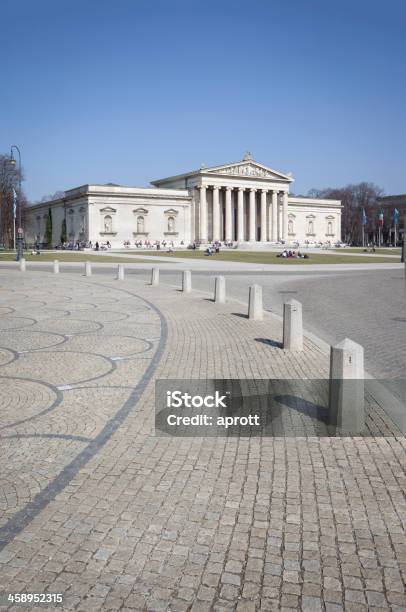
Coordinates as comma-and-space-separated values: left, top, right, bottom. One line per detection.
204, 241, 222, 256
277, 249, 309, 259
123, 239, 183, 250
93, 241, 111, 251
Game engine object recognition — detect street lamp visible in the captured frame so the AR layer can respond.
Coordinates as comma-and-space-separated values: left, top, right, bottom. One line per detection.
9, 145, 23, 261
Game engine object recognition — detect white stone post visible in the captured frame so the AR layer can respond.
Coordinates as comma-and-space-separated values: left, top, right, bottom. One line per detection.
53, 260, 59, 274
151, 267, 159, 286
214, 276, 226, 304
225, 187, 232, 241
282, 191, 289, 242
19, 258, 26, 272
328, 338, 364, 433
237, 188, 244, 242
117, 264, 125, 280
248, 285, 263, 320
212, 186, 220, 242
271, 190, 278, 242
199, 185, 208, 243
283, 299, 303, 351
249, 189, 256, 242
85, 261, 92, 277
260, 190, 267, 242
182, 270, 192, 293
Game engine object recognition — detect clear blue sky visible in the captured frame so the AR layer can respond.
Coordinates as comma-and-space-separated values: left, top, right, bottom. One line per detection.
1, 0, 405, 201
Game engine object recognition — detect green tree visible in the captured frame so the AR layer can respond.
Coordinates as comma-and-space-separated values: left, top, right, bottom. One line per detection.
45, 208, 53, 246
60, 218, 67, 244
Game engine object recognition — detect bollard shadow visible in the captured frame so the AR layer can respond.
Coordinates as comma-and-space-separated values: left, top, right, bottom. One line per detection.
255, 337, 283, 349
273, 394, 328, 423
278, 290, 298, 294
232, 312, 248, 319
392, 317, 406, 322
203, 298, 215, 303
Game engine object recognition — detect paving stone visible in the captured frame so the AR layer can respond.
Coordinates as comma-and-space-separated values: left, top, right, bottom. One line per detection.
0, 269, 404, 612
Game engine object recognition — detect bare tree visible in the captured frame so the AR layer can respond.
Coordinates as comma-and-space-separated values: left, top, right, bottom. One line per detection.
308, 182, 384, 244
36, 190, 65, 203
0, 154, 28, 248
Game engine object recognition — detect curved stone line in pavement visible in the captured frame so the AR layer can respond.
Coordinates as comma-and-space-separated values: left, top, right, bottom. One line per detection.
0, 316, 37, 331
0, 347, 20, 367
0, 375, 63, 431
33, 317, 105, 335
5, 330, 71, 353
13, 348, 118, 387
77, 310, 131, 322
52, 336, 154, 358
51, 303, 97, 312
0, 307, 15, 315
0, 433, 91, 443
0, 283, 167, 551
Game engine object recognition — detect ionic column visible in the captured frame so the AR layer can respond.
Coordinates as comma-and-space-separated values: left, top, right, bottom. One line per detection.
282, 191, 289, 241
237, 188, 244, 242
212, 186, 220, 242
260, 189, 267, 242
199, 185, 208, 242
249, 189, 256, 242
225, 187, 232, 241
271, 190, 278, 242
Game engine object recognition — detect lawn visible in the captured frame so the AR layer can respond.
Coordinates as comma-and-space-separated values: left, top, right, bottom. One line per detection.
0, 252, 153, 264
328, 247, 401, 255
116, 250, 398, 265
0, 250, 400, 265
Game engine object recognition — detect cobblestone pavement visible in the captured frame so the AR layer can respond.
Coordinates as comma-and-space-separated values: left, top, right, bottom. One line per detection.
0, 269, 405, 611
138, 268, 405, 380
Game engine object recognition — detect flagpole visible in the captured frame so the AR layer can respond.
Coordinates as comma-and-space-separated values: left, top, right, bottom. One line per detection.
13, 218, 16, 251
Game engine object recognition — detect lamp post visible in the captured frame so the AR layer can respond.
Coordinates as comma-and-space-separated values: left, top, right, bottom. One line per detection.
9, 145, 23, 261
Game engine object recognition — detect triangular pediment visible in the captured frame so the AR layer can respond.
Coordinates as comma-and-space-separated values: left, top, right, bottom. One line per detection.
205, 159, 293, 182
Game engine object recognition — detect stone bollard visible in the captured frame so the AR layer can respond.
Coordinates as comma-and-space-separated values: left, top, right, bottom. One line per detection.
85, 261, 92, 277
214, 276, 226, 304
182, 270, 192, 293
117, 264, 125, 281
248, 284, 263, 320
283, 299, 303, 350
151, 267, 159, 286
328, 338, 364, 433
19, 258, 26, 272
53, 260, 59, 274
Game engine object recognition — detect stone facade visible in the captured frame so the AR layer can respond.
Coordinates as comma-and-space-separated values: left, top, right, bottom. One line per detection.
25, 155, 342, 247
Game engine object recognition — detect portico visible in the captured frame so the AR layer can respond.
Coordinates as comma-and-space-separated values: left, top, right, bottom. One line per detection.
196, 183, 289, 243
152, 153, 295, 246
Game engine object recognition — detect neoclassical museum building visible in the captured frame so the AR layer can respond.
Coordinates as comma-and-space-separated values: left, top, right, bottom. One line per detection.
26, 154, 341, 247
